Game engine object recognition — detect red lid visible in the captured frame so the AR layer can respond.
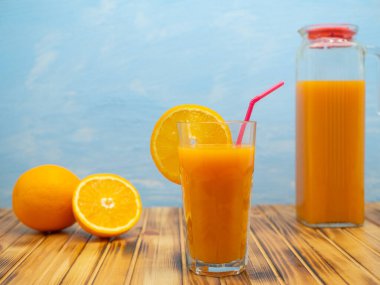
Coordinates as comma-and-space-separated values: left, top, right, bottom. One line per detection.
299, 24, 357, 40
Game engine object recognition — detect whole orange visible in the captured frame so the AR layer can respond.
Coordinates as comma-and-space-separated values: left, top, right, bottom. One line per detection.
12, 164, 80, 232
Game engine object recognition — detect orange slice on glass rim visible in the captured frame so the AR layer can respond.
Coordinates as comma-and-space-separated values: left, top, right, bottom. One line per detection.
72, 174, 142, 237
150, 104, 230, 184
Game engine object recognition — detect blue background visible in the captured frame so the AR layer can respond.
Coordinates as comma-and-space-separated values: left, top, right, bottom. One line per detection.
1, 0, 380, 207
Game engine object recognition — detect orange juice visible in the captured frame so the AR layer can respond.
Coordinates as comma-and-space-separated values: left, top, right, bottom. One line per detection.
178, 145, 255, 264
296, 80, 365, 226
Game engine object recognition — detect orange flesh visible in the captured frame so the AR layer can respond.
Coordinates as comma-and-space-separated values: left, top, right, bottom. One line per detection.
78, 179, 140, 228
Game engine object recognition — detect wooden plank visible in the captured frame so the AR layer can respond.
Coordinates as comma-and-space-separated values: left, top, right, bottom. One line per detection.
258, 205, 345, 284
31, 227, 91, 284
263, 205, 380, 284
0, 226, 46, 282
0, 209, 10, 218
0, 211, 19, 238
0, 223, 30, 255
0, 224, 82, 284
366, 202, 380, 226
0, 212, 23, 256
91, 210, 145, 285
337, 202, 380, 260
245, 228, 284, 284
250, 207, 320, 284
221, 230, 282, 285
59, 233, 111, 284
128, 208, 183, 284
320, 226, 380, 279
345, 220, 380, 253
0, 205, 379, 284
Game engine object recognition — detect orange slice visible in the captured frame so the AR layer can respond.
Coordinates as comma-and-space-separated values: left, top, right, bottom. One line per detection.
150, 104, 230, 184
72, 174, 142, 237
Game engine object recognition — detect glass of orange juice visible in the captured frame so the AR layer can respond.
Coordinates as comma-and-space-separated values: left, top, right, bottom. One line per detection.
177, 121, 256, 276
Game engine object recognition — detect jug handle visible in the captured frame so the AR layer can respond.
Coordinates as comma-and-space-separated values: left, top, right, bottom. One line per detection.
366, 45, 380, 115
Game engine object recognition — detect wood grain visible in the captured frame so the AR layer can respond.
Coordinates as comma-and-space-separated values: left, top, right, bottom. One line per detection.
263, 205, 380, 284
0, 211, 19, 238
0, 227, 46, 282
246, 225, 284, 285
0, 225, 85, 285
128, 207, 183, 284
251, 207, 320, 284
92, 210, 145, 285
320, 226, 380, 280
0, 204, 380, 284
366, 203, 380, 226
59, 234, 109, 284
345, 219, 380, 253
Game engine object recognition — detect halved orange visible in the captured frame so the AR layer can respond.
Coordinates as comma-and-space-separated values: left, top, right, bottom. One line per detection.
72, 174, 142, 237
150, 104, 230, 184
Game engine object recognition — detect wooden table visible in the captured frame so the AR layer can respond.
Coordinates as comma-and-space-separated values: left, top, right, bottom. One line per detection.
1, 204, 380, 284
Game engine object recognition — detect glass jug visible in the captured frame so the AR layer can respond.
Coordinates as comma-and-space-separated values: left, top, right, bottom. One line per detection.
296, 24, 379, 227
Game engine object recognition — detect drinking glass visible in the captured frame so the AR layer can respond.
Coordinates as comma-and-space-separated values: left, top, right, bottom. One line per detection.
177, 121, 256, 276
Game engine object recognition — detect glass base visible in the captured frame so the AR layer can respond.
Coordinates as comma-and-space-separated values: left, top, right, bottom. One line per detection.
298, 219, 363, 228
187, 257, 246, 277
